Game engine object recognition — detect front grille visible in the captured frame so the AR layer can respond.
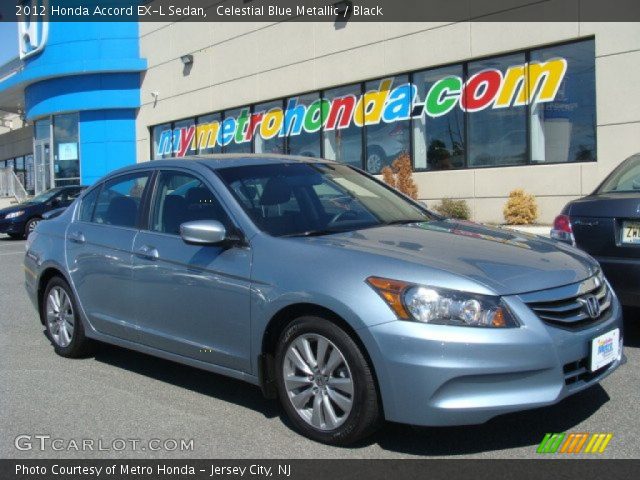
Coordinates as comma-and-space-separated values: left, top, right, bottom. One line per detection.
525, 275, 612, 330
563, 358, 609, 386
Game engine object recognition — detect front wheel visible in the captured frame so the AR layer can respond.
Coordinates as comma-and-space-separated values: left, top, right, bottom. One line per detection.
24, 217, 41, 238
275, 316, 381, 445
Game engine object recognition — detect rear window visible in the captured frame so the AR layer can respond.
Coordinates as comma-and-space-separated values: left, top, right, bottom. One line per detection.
599, 155, 640, 193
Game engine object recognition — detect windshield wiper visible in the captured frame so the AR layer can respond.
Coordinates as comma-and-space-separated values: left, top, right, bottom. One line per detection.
382, 219, 427, 226
283, 228, 349, 237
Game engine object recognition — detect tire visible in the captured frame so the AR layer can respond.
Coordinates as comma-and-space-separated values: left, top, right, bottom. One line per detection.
275, 316, 381, 445
366, 146, 387, 174
24, 217, 41, 238
42, 276, 94, 358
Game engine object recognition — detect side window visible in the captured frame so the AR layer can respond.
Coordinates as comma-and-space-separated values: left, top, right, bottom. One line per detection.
151, 171, 229, 235
78, 186, 101, 222
93, 173, 150, 227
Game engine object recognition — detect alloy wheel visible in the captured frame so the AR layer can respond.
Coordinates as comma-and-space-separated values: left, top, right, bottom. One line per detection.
46, 286, 75, 348
27, 219, 39, 234
366, 152, 383, 174
282, 334, 354, 431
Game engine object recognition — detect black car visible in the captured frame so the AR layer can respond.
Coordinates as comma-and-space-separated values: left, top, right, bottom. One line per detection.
0, 186, 85, 239
552, 153, 640, 306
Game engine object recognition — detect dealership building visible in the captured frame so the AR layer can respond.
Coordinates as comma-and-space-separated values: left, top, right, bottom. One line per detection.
0, 15, 639, 223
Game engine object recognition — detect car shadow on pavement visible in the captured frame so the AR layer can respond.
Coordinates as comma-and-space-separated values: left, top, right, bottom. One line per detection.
92, 343, 282, 420
91, 340, 613, 455
368, 384, 610, 455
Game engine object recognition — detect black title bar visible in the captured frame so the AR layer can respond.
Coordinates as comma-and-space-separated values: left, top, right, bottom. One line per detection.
1, 0, 640, 22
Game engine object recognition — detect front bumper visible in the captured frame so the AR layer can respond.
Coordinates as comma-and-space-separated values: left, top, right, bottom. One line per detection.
597, 255, 640, 307
362, 289, 623, 427
0, 217, 25, 235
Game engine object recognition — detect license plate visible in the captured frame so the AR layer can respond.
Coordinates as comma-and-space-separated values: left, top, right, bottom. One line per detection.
590, 328, 620, 372
622, 221, 640, 244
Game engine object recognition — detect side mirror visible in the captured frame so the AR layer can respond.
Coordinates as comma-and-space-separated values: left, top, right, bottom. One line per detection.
180, 220, 228, 245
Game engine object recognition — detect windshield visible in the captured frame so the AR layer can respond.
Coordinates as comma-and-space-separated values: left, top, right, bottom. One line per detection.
598, 155, 640, 193
24, 188, 63, 204
217, 162, 435, 237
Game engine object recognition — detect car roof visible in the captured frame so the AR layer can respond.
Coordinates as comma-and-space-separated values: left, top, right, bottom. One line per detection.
112, 154, 336, 174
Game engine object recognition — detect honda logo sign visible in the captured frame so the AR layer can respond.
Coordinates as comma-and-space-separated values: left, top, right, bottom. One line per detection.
18, 0, 49, 59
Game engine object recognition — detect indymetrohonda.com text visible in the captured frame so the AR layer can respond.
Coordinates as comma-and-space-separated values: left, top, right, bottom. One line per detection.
16, 464, 292, 477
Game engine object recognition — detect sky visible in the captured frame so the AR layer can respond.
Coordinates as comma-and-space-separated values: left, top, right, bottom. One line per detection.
0, 22, 18, 65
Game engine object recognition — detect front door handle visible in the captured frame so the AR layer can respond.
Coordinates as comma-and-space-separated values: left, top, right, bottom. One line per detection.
136, 245, 159, 260
68, 231, 85, 244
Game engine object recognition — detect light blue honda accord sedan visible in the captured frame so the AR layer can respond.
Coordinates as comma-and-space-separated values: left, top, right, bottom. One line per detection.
24, 155, 624, 445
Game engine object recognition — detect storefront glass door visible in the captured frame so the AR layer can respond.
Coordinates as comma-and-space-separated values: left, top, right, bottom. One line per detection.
34, 141, 53, 194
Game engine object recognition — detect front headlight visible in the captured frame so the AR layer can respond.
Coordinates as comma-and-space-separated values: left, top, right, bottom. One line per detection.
4, 210, 25, 219
367, 276, 519, 328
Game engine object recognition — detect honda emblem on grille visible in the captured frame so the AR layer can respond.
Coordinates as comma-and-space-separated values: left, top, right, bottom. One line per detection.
579, 294, 601, 319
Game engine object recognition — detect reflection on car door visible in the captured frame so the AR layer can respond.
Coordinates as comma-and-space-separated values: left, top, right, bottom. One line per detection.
132, 170, 252, 372
66, 172, 151, 340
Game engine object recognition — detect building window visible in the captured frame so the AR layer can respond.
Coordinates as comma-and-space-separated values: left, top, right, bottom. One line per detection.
222, 108, 252, 154
148, 39, 596, 177
196, 114, 222, 155
364, 75, 411, 174
53, 113, 81, 185
153, 122, 172, 159
322, 83, 364, 169
413, 65, 466, 171
0, 154, 35, 194
24, 154, 34, 194
530, 39, 596, 164
286, 93, 322, 158
467, 53, 528, 168
34, 118, 50, 141
254, 101, 285, 154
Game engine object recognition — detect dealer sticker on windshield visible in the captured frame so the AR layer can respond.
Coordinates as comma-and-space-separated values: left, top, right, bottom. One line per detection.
590, 328, 620, 372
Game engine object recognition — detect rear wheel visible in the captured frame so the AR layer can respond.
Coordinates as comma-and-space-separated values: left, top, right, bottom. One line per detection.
366, 146, 387, 174
275, 316, 381, 445
42, 277, 94, 358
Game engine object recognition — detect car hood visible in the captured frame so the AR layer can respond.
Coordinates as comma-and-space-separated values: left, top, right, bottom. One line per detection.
305, 220, 598, 295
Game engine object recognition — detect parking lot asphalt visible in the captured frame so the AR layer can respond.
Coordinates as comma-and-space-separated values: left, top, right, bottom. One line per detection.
1, 234, 638, 459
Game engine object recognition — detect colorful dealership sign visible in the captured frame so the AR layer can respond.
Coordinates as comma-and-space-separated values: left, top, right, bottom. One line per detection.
157, 58, 567, 157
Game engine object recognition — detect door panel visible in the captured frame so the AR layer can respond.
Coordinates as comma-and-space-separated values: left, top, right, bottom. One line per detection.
132, 170, 252, 372
132, 231, 252, 371
66, 172, 151, 340
67, 223, 140, 339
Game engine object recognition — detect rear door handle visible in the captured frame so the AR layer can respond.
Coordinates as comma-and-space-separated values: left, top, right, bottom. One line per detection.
135, 245, 159, 260
68, 231, 85, 244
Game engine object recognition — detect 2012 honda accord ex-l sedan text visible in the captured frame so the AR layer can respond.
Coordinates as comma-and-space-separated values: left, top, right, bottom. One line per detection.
24, 155, 624, 445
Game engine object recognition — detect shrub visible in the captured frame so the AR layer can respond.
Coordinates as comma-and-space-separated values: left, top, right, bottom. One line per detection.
433, 198, 471, 220
393, 153, 419, 200
503, 189, 538, 225
380, 152, 418, 200
381, 166, 396, 189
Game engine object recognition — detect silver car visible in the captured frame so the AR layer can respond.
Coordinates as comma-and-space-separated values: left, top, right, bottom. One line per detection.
24, 155, 624, 445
